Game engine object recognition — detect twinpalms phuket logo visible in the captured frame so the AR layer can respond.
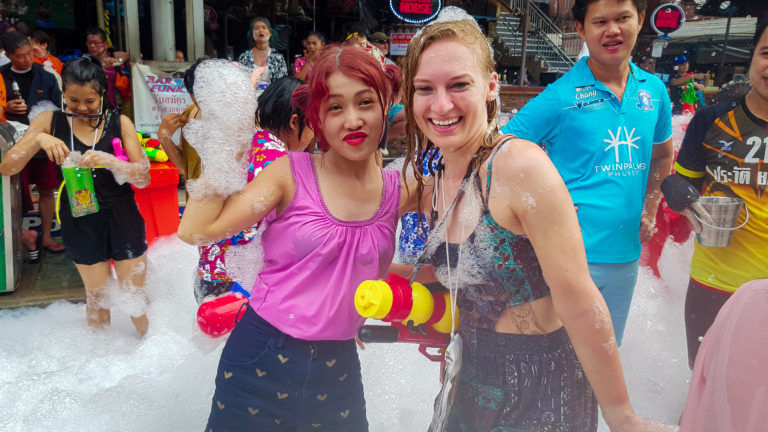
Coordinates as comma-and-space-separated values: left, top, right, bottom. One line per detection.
595, 127, 647, 176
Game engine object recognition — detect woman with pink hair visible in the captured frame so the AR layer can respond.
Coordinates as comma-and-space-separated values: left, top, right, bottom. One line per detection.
178, 45, 402, 431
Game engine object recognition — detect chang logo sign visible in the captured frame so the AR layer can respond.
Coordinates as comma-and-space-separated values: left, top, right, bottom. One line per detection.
595, 127, 647, 176
636, 90, 654, 111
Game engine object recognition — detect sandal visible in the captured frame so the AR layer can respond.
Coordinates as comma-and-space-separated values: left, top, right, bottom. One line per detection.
43, 242, 66, 254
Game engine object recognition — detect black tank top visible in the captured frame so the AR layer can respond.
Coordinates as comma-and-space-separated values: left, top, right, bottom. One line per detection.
51, 110, 135, 207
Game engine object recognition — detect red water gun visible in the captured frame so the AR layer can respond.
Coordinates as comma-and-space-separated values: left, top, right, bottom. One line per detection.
197, 283, 250, 337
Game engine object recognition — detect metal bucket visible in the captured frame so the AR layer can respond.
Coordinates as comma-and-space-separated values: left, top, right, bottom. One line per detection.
695, 196, 749, 248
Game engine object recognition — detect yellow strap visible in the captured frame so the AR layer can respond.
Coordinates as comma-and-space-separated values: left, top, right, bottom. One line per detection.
56, 180, 65, 225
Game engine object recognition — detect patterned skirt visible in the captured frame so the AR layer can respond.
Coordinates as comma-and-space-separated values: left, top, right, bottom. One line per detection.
435, 326, 598, 432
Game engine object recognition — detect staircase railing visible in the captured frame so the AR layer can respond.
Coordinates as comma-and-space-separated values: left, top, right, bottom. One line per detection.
502, 0, 574, 70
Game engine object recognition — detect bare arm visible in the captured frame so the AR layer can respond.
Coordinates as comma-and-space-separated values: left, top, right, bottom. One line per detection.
177, 155, 293, 245
668, 76, 687, 86
0, 111, 69, 175
157, 113, 189, 176
639, 138, 674, 242
495, 141, 637, 429
692, 72, 707, 81
79, 115, 151, 188
387, 110, 406, 139
294, 61, 310, 81
104, 51, 131, 66
388, 263, 438, 283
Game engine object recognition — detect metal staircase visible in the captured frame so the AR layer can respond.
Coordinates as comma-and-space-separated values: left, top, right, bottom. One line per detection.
496, 0, 574, 72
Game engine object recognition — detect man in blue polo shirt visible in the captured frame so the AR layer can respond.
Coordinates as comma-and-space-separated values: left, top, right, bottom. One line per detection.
502, 0, 674, 345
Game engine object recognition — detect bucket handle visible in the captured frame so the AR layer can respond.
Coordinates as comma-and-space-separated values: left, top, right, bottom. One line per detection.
694, 203, 750, 231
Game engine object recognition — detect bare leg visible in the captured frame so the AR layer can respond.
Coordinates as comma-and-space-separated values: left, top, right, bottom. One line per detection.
38, 187, 61, 249
21, 229, 38, 250
114, 255, 149, 337
22, 229, 40, 263
75, 261, 112, 329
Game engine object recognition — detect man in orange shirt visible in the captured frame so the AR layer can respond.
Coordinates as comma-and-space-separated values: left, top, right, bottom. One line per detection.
0, 72, 5, 120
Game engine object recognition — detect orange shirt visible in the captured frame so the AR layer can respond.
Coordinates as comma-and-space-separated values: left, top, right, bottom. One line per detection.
0, 73, 6, 121
33, 53, 63, 75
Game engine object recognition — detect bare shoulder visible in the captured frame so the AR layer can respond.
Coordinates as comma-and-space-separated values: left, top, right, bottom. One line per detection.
488, 137, 556, 184
29, 109, 55, 131
119, 114, 138, 131
245, 152, 295, 209
255, 151, 293, 180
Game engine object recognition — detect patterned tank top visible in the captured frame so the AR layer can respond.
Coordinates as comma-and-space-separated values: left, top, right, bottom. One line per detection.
425, 143, 551, 334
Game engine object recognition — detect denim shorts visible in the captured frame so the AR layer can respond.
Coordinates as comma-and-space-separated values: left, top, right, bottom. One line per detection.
205, 306, 369, 431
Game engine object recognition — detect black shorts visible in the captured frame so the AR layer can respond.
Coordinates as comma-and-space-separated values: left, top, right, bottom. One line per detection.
684, 279, 732, 369
60, 197, 147, 265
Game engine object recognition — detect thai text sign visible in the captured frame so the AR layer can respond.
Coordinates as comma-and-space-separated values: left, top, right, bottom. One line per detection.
132, 63, 192, 137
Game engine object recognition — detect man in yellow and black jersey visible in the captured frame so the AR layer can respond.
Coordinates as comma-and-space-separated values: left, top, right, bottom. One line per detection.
662, 22, 768, 368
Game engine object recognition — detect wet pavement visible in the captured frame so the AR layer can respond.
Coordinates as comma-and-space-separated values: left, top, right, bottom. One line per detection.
0, 239, 85, 310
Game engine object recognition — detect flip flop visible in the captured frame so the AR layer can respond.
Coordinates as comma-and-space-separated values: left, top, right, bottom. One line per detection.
43, 242, 66, 254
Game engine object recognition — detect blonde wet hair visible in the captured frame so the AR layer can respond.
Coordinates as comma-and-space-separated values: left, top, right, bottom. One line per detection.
401, 15, 500, 221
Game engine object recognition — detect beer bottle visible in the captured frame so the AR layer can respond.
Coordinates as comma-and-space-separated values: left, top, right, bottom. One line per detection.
11, 81, 23, 102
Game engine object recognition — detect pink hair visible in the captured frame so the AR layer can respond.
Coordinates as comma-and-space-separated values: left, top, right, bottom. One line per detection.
292, 43, 401, 152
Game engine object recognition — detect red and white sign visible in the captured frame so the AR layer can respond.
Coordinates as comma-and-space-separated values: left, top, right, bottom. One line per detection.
390, 33, 414, 56
132, 63, 193, 137
650, 3, 685, 37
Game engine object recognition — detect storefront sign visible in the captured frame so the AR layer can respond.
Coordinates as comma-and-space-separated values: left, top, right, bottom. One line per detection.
650, 3, 685, 38
132, 63, 193, 137
390, 0, 441, 24
390, 33, 414, 56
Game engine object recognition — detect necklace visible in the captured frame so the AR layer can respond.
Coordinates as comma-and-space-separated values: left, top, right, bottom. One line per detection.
67, 115, 102, 151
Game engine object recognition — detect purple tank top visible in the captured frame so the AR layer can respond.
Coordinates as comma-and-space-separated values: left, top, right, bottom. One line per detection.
250, 152, 401, 340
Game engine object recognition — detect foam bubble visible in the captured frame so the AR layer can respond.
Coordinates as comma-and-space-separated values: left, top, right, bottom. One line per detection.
182, 60, 257, 198
28, 100, 60, 122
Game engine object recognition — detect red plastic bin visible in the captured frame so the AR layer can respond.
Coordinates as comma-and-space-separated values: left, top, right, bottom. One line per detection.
132, 162, 180, 246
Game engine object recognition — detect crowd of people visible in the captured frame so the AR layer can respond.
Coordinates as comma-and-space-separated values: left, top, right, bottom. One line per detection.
0, 0, 766, 430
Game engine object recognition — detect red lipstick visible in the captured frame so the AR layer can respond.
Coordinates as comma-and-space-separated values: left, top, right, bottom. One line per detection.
343, 132, 367, 146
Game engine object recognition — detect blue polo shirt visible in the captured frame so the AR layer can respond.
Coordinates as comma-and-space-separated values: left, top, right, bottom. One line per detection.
502, 57, 672, 263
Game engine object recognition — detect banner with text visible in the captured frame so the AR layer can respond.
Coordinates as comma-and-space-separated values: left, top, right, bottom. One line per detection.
132, 63, 192, 137
390, 33, 415, 56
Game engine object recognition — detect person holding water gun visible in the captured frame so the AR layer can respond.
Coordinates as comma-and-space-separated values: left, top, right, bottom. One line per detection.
194, 76, 317, 337
178, 45, 402, 431
670, 55, 706, 115
397, 8, 673, 431
0, 55, 151, 336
